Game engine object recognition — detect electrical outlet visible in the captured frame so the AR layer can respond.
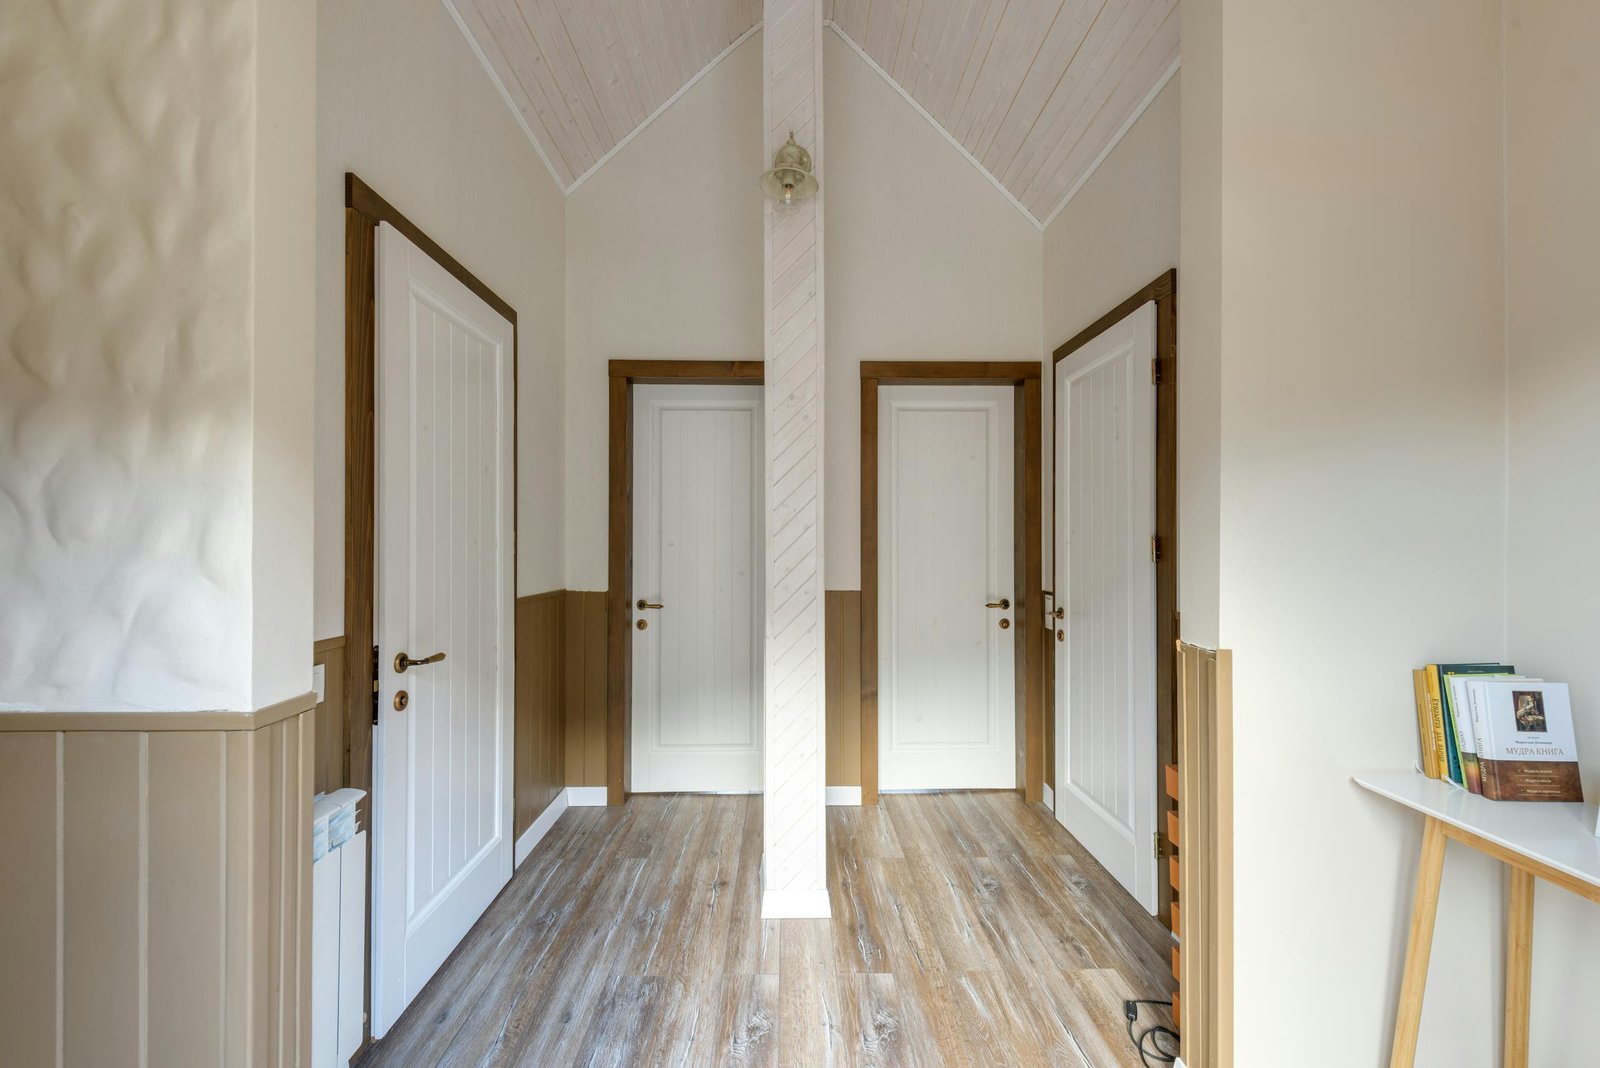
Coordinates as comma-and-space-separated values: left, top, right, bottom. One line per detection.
312, 663, 326, 703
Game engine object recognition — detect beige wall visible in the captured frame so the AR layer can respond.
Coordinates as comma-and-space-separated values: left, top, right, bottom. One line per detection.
314, 0, 568, 635
563, 33, 765, 590
1041, 76, 1179, 592
1505, 0, 1600, 1056
1187, 1, 1512, 1063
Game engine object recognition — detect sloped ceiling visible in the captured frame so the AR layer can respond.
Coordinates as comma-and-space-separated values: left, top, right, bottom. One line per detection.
447, 0, 1178, 226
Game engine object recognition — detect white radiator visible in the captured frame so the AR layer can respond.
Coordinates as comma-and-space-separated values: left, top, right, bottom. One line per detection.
312, 797, 367, 1068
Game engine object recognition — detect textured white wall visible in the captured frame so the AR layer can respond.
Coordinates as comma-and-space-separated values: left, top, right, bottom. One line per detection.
1, 0, 257, 711
253, 0, 317, 707
1194, 2, 1511, 1063
1041, 77, 1179, 593
314, 0, 567, 636
1505, 0, 1600, 1058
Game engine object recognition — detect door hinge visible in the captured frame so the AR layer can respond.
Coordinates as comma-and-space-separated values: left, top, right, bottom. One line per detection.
1150, 534, 1163, 563
371, 644, 380, 725
1151, 357, 1162, 385
1153, 831, 1165, 859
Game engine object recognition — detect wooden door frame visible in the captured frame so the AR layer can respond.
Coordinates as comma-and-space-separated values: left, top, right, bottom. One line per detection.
1050, 268, 1178, 925
605, 360, 765, 805
343, 173, 519, 1050
859, 361, 1045, 806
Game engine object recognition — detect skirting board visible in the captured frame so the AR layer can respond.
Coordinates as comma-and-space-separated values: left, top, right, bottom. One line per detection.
826, 786, 862, 806
514, 790, 568, 866
1042, 783, 1055, 810
566, 786, 608, 806
760, 888, 832, 919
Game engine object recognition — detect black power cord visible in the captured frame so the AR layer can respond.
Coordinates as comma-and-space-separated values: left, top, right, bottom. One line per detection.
1124, 998, 1180, 1068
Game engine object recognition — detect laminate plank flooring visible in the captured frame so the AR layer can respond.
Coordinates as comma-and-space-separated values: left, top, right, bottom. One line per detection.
358, 792, 1176, 1067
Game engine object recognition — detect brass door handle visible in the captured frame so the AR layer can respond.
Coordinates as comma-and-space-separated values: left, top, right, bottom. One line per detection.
1051, 607, 1065, 620
394, 651, 446, 673
636, 599, 664, 610
986, 599, 1011, 610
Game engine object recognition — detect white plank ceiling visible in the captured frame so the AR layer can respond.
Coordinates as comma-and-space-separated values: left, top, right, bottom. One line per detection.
448, 0, 1179, 225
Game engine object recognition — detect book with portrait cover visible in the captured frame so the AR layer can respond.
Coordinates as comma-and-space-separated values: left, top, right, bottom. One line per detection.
1469, 680, 1583, 803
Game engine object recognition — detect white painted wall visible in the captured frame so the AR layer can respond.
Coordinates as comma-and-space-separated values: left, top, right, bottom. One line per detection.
1185, 2, 1513, 1063
1504, 0, 1600, 1057
0, 0, 316, 712
1041, 77, 1179, 592
314, 0, 567, 636
823, 29, 1042, 589
563, 33, 764, 590
563, 30, 1040, 591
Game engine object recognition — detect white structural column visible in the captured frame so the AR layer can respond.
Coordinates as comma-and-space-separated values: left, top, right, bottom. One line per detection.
760, 0, 830, 919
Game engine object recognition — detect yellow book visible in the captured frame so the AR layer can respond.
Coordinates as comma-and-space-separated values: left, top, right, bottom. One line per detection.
1423, 665, 1450, 783
1412, 668, 1439, 778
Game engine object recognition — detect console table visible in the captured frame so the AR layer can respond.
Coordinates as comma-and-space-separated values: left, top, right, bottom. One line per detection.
1355, 772, 1600, 1068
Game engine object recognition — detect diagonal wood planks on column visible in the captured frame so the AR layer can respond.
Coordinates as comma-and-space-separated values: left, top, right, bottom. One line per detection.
761, 0, 830, 919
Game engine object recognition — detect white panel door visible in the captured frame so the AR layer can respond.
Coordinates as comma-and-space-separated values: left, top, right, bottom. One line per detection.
879, 386, 1015, 791
1053, 301, 1158, 913
632, 384, 764, 792
372, 222, 514, 1035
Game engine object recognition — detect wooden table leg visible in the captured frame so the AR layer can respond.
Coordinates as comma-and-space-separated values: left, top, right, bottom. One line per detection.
1389, 816, 1446, 1068
1504, 867, 1534, 1068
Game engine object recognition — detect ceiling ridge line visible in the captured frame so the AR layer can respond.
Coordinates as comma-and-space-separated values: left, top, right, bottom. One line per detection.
1038, 52, 1179, 230
441, 0, 572, 193
824, 19, 1046, 231
566, 21, 765, 195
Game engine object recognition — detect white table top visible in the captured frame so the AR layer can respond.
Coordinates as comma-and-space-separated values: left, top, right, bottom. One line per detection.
1354, 771, 1600, 890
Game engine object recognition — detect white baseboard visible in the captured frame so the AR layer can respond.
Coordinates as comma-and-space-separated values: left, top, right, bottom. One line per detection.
514, 790, 569, 866
760, 888, 832, 919
826, 786, 862, 806
565, 786, 608, 807
1042, 782, 1055, 810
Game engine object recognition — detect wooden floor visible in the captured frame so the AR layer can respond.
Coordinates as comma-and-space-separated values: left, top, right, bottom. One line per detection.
359, 792, 1176, 1067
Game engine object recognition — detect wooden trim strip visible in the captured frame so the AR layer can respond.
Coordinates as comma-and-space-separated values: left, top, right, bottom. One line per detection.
608, 359, 763, 382
345, 174, 517, 324
0, 691, 317, 733
1051, 268, 1176, 365
312, 635, 347, 655
860, 360, 1041, 382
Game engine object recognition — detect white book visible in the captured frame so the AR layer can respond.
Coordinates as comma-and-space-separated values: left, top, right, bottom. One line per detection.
1470, 679, 1581, 802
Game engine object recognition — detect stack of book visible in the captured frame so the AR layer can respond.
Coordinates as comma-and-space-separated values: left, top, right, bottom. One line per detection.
1412, 664, 1582, 802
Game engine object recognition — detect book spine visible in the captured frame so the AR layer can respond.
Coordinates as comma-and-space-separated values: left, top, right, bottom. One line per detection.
1469, 682, 1498, 799
1425, 667, 1459, 786
1412, 669, 1439, 778
1447, 678, 1482, 794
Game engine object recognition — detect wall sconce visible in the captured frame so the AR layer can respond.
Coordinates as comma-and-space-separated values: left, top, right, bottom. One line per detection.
759, 132, 819, 208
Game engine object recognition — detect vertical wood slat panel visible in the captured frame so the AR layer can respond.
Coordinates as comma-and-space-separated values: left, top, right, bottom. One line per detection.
0, 732, 61, 1066
63, 732, 143, 1067
515, 590, 567, 837
0, 711, 312, 1068
824, 590, 862, 786
312, 638, 348, 795
148, 732, 226, 1065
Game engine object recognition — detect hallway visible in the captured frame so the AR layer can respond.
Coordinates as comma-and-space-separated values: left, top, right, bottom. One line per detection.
359, 792, 1176, 1066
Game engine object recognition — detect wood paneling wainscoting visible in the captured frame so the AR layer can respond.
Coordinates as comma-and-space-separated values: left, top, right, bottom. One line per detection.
312, 636, 348, 795
0, 697, 316, 1066
825, 590, 863, 788
515, 591, 566, 837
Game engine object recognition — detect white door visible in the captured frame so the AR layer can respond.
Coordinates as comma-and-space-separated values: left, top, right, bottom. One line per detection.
372, 222, 514, 1035
631, 384, 764, 792
1053, 302, 1158, 913
879, 385, 1015, 790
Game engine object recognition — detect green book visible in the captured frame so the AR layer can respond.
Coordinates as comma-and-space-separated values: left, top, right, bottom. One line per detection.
1435, 663, 1513, 790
